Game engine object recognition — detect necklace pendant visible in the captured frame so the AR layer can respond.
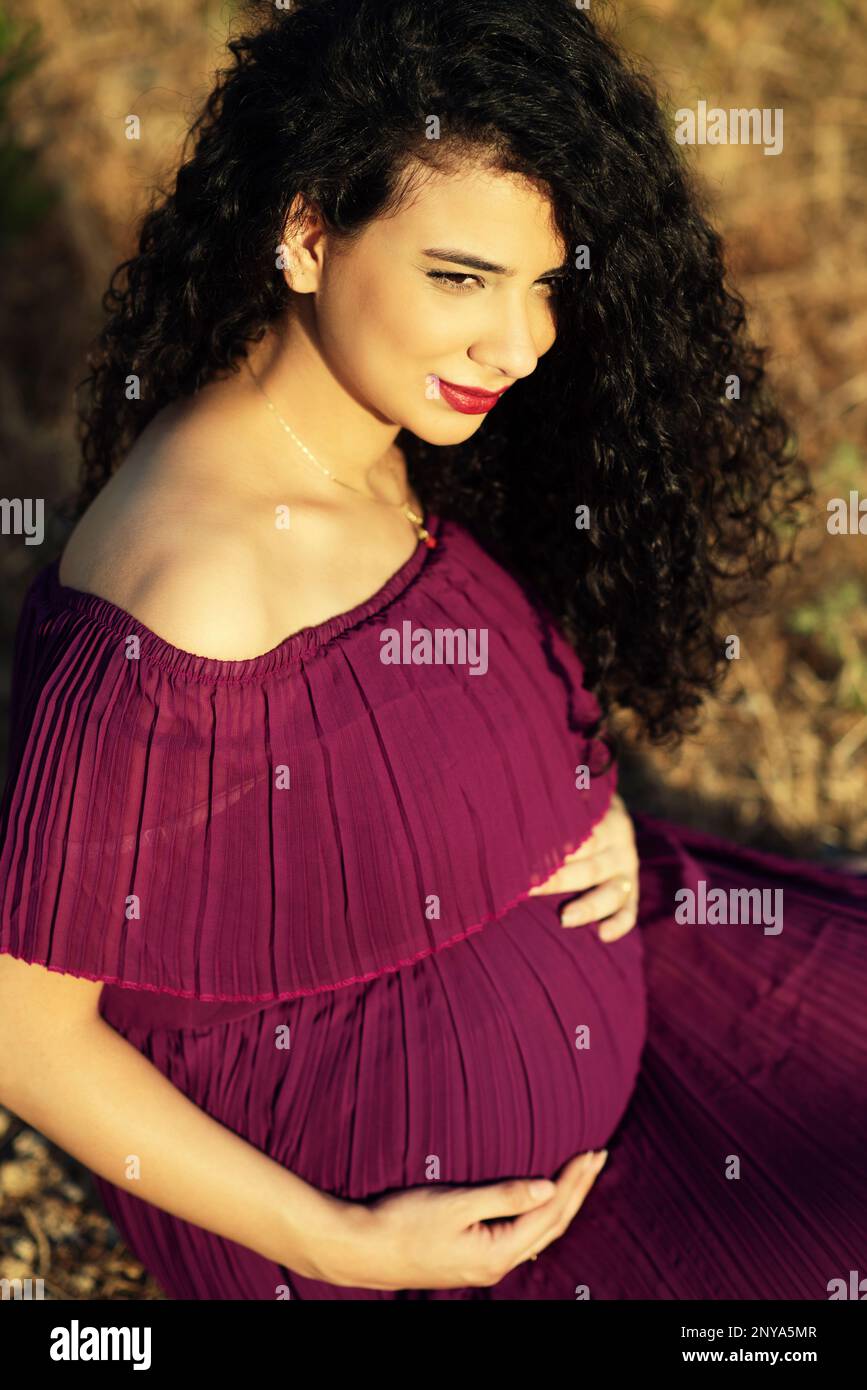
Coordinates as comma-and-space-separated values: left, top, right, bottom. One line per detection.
404, 504, 436, 548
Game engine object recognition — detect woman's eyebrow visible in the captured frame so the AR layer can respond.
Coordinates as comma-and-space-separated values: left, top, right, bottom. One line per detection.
421, 247, 570, 277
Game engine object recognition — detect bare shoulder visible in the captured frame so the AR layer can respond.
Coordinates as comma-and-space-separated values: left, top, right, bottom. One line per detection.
58, 403, 422, 662
57, 423, 306, 662
60, 528, 278, 664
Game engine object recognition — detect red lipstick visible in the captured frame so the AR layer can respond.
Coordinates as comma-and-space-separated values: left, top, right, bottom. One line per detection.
436, 378, 511, 415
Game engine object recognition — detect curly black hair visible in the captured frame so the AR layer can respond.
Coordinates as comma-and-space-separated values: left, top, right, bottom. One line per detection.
70, 0, 812, 746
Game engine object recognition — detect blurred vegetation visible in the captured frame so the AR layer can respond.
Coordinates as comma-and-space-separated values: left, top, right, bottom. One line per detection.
611, 0, 867, 856
787, 578, 867, 714
0, 7, 58, 246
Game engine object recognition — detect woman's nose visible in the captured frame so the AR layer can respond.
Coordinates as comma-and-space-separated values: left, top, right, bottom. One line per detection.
468, 297, 551, 381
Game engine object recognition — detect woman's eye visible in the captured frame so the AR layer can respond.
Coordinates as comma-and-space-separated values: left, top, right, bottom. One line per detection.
426, 271, 563, 296
426, 271, 483, 293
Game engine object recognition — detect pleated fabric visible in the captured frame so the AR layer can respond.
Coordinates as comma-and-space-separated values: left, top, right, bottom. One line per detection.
519, 814, 867, 1301
0, 510, 615, 1000
2, 508, 866, 1300
91, 811, 867, 1302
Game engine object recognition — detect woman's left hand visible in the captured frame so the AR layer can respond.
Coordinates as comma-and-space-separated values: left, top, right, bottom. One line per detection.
527, 792, 639, 942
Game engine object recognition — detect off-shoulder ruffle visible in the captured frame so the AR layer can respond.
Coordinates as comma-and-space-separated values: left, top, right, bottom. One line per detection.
0, 513, 617, 1000
40, 512, 444, 682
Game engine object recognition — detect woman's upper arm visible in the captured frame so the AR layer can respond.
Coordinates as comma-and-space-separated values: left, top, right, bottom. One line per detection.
0, 954, 104, 1093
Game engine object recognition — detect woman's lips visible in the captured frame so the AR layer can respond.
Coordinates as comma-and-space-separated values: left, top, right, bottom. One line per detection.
436, 378, 510, 414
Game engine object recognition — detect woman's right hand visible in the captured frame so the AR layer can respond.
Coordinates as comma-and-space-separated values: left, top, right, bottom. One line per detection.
294, 1147, 608, 1291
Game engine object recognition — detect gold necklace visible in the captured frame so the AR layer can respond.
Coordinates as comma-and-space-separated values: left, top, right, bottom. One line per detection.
245, 359, 437, 548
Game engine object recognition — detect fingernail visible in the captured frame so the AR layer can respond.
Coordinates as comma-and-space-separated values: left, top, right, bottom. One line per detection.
529, 1180, 556, 1199
595, 1148, 609, 1169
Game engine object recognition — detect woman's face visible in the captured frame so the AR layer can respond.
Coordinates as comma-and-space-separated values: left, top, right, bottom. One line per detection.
305, 162, 568, 445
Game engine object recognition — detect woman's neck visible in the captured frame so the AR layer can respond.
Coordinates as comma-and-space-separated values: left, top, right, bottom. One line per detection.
197, 306, 409, 506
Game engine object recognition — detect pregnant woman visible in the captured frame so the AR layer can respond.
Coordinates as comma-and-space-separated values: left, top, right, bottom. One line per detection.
1, 0, 865, 1300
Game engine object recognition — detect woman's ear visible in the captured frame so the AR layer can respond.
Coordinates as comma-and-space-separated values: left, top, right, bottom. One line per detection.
277, 193, 326, 293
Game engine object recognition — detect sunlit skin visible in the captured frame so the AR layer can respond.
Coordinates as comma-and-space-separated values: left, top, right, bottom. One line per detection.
228, 157, 569, 496
528, 793, 640, 941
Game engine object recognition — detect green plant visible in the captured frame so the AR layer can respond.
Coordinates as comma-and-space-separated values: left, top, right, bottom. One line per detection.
787, 579, 867, 711
822, 440, 864, 489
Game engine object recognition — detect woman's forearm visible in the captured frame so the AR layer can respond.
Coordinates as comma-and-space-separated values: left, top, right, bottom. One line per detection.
0, 1012, 343, 1273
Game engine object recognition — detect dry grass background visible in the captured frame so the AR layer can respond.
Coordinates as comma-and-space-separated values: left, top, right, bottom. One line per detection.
0, 0, 865, 1298
613, 0, 867, 859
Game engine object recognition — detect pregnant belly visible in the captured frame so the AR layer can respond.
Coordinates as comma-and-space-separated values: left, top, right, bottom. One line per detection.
114, 893, 648, 1201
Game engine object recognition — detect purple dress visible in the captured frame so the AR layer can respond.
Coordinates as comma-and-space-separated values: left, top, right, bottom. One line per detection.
1, 509, 865, 1300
